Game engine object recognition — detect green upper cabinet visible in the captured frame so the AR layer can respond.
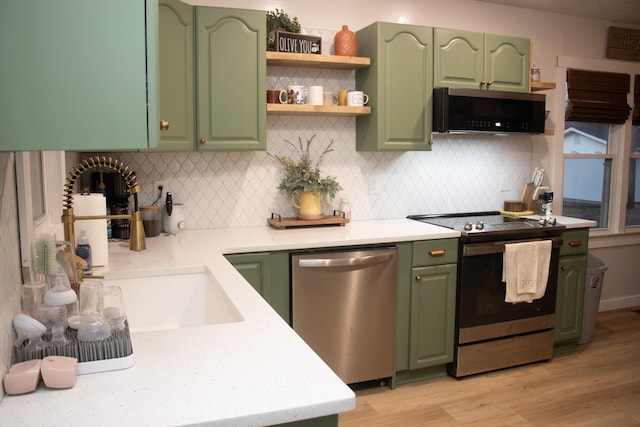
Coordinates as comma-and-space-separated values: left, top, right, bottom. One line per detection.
0, 0, 158, 151
434, 28, 530, 93
156, 3, 265, 151
195, 7, 266, 151
484, 34, 530, 92
157, 0, 194, 151
433, 29, 483, 91
356, 22, 433, 151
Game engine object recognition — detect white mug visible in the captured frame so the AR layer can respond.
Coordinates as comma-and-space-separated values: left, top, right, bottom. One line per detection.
307, 85, 324, 106
346, 90, 369, 106
286, 85, 305, 104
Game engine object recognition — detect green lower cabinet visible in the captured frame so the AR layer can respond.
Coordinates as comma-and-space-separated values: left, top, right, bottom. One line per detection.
224, 251, 290, 323
409, 264, 456, 369
273, 414, 338, 427
554, 254, 587, 352
554, 228, 589, 354
395, 240, 457, 385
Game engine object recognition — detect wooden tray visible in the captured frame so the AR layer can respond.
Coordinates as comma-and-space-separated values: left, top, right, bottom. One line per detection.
268, 212, 350, 229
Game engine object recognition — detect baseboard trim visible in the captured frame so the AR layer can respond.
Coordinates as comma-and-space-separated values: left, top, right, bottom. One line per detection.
599, 295, 640, 312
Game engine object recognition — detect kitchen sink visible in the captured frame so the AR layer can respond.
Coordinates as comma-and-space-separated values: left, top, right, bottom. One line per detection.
102, 271, 243, 333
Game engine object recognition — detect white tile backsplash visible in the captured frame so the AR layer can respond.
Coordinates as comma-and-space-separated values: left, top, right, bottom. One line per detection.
92, 131, 534, 229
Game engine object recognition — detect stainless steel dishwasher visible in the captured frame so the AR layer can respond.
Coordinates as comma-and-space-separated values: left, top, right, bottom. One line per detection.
292, 247, 397, 385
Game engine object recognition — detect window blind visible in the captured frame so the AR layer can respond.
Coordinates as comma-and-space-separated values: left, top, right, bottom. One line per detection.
566, 68, 631, 124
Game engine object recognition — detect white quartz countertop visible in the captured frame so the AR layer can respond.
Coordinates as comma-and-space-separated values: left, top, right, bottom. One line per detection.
0, 219, 458, 426
524, 214, 598, 229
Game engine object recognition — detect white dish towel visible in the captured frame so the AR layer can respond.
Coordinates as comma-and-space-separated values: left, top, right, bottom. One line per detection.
502, 240, 552, 303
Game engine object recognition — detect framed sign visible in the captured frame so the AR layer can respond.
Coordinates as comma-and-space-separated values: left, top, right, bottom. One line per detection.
606, 27, 640, 62
276, 31, 321, 54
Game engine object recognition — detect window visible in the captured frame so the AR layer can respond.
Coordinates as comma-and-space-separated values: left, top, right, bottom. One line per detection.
561, 68, 638, 233
563, 121, 612, 227
16, 151, 66, 278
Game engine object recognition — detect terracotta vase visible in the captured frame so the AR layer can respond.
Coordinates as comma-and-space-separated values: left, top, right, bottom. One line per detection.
334, 25, 357, 56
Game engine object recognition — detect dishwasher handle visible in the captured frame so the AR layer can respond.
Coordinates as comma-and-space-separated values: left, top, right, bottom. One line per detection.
298, 252, 393, 268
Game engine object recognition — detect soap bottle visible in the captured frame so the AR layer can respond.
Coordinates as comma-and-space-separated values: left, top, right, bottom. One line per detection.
75, 230, 93, 275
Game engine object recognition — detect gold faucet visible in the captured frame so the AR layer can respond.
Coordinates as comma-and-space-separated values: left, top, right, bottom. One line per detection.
62, 156, 146, 252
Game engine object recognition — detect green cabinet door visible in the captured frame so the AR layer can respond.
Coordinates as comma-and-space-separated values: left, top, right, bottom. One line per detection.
434, 28, 530, 93
434, 29, 484, 90
554, 228, 589, 348
225, 252, 290, 322
409, 264, 456, 370
356, 23, 433, 151
157, 0, 194, 151
484, 34, 530, 93
0, 0, 158, 151
196, 7, 266, 151
555, 254, 587, 343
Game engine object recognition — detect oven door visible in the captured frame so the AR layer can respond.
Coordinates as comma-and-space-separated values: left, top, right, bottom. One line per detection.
457, 236, 561, 330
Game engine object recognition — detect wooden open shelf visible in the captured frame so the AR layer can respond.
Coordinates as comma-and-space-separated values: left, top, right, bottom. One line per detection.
267, 104, 371, 117
266, 51, 370, 70
531, 81, 556, 92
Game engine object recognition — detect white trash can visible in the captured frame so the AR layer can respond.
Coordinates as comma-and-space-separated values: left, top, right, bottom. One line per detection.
578, 253, 607, 344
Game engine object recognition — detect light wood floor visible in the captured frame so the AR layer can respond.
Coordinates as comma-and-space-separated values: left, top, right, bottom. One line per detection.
339, 307, 640, 426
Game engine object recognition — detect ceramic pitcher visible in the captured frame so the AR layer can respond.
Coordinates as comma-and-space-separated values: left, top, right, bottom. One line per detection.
291, 191, 322, 219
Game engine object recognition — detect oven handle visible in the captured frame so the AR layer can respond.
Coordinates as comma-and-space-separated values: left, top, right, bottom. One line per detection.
463, 236, 563, 257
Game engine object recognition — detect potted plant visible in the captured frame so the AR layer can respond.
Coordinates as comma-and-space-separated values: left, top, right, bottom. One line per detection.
272, 135, 341, 219
266, 9, 301, 51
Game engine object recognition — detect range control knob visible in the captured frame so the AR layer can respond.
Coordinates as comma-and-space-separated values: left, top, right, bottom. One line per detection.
475, 221, 485, 230
548, 217, 557, 225
464, 222, 473, 231
538, 217, 547, 225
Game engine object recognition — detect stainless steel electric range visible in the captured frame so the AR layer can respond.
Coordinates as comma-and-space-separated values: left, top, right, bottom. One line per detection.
408, 211, 566, 377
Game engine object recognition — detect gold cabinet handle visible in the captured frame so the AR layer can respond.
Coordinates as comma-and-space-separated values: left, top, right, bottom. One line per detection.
480, 80, 486, 86
561, 266, 567, 271
160, 120, 169, 131
486, 81, 493, 86
415, 275, 421, 281
569, 240, 583, 247
199, 138, 206, 144
428, 249, 446, 257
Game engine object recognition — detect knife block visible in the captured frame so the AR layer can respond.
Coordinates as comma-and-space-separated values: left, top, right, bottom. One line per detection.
520, 183, 538, 211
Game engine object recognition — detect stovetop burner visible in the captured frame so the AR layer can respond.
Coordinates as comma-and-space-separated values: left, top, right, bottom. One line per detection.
408, 210, 565, 242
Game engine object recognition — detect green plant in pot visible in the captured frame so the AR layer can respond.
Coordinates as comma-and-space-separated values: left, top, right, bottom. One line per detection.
266, 9, 301, 51
272, 135, 341, 219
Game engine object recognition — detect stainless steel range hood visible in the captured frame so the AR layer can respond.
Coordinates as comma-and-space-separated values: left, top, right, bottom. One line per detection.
433, 87, 546, 135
